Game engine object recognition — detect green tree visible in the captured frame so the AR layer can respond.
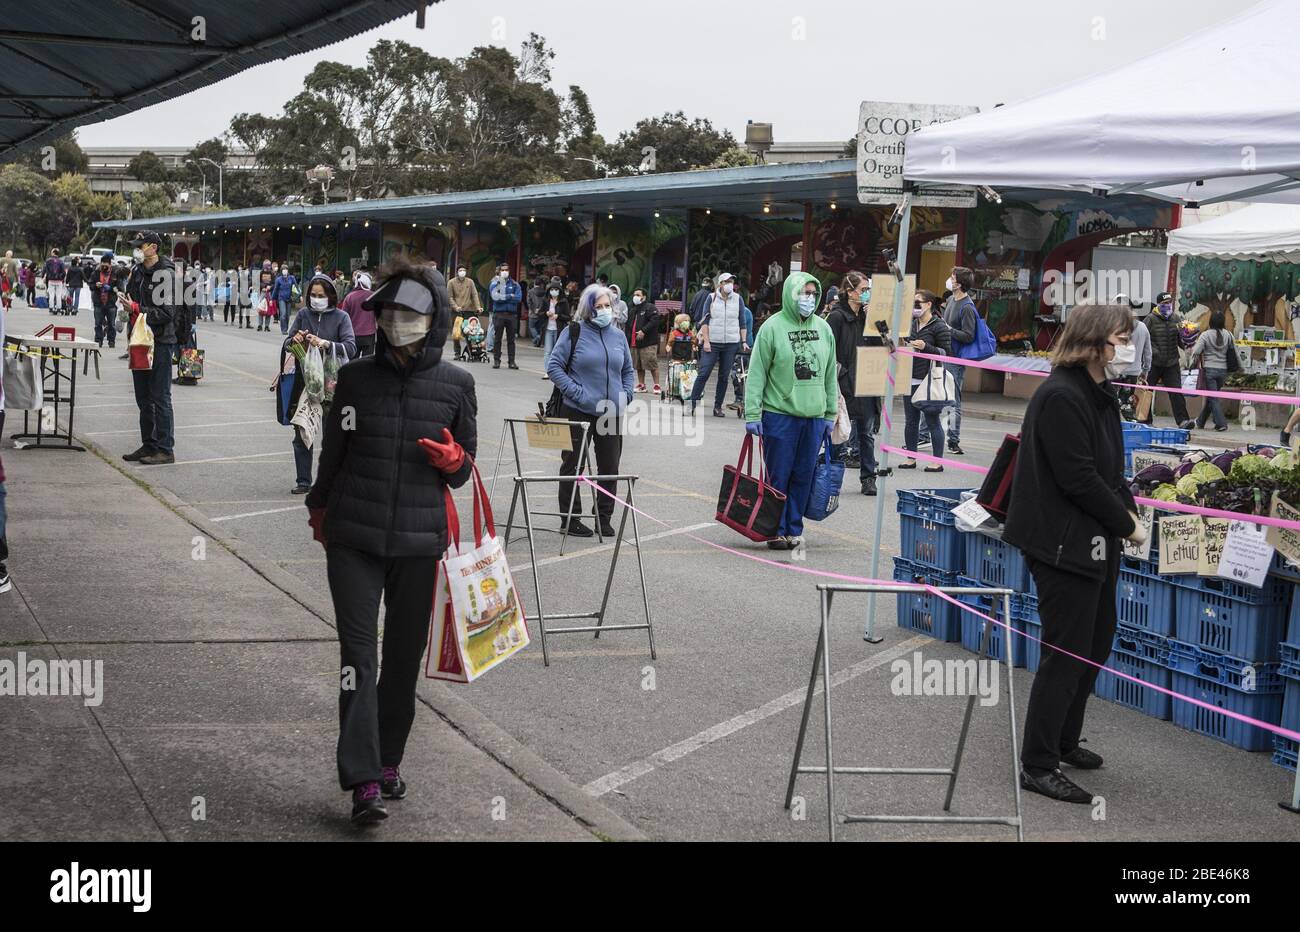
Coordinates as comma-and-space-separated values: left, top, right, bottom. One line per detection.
127, 150, 175, 192
129, 184, 176, 221
0, 164, 56, 252
51, 173, 126, 250
600, 112, 738, 176
18, 133, 89, 176
704, 146, 760, 170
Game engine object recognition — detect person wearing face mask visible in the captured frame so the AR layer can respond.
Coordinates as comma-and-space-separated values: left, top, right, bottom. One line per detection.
1188, 309, 1236, 432
896, 289, 953, 471
940, 267, 981, 455
272, 264, 298, 336
1111, 297, 1150, 419
629, 287, 661, 393
340, 271, 376, 357
121, 231, 179, 465
744, 272, 839, 551
689, 271, 749, 417
689, 276, 715, 327
305, 255, 477, 825
607, 283, 629, 332
447, 263, 482, 360
527, 275, 549, 347
546, 284, 635, 538
1142, 291, 1195, 429
826, 271, 881, 495
283, 275, 357, 494
488, 262, 523, 368
540, 276, 570, 377
1003, 303, 1145, 804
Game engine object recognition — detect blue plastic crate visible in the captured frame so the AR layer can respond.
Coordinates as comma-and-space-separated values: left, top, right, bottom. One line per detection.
1286, 594, 1300, 646
892, 557, 961, 642
1270, 550, 1300, 584
962, 533, 1033, 594
1281, 641, 1300, 672
1094, 631, 1174, 720
1282, 674, 1300, 737
1272, 735, 1296, 771
897, 488, 966, 573
1122, 424, 1189, 469
1116, 557, 1176, 637
1014, 592, 1041, 672
954, 576, 1025, 666
1165, 639, 1285, 691
1172, 575, 1291, 662
1169, 668, 1284, 751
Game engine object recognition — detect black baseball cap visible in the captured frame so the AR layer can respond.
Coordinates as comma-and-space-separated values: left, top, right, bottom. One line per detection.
128, 230, 161, 247
1155, 291, 1173, 304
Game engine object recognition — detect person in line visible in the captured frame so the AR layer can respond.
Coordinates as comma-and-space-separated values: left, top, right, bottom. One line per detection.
689, 275, 714, 326
0, 251, 17, 310
448, 263, 482, 360
546, 284, 634, 539
1003, 303, 1147, 804
898, 289, 952, 472
305, 256, 476, 825
608, 283, 629, 333
527, 275, 549, 347
121, 231, 178, 465
539, 275, 570, 379
340, 271, 376, 358
689, 271, 748, 417
332, 268, 350, 300
1142, 291, 1195, 429
1189, 309, 1236, 432
743, 272, 837, 551
1113, 297, 1151, 419
630, 287, 661, 394
285, 275, 357, 494
90, 252, 124, 349
273, 264, 299, 335
488, 262, 523, 369
940, 266, 979, 455
827, 271, 881, 496
65, 256, 85, 314
254, 264, 275, 332
43, 248, 66, 313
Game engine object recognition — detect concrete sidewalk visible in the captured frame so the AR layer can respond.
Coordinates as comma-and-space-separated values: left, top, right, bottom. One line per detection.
0, 426, 641, 841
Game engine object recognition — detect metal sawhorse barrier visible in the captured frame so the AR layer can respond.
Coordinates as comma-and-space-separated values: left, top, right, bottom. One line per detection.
785, 583, 1024, 842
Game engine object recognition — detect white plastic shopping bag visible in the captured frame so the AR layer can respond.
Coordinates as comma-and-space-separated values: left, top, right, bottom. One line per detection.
291, 393, 322, 449
425, 464, 529, 683
3, 346, 42, 410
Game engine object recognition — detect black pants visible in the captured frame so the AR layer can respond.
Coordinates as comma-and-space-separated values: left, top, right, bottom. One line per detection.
1147, 363, 1189, 424
1021, 551, 1119, 771
328, 544, 439, 789
557, 403, 622, 522
131, 341, 175, 454
93, 302, 116, 347
355, 334, 376, 358
492, 312, 517, 364
903, 394, 944, 459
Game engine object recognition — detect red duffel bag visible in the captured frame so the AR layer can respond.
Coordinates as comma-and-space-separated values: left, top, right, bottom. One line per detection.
715, 433, 786, 542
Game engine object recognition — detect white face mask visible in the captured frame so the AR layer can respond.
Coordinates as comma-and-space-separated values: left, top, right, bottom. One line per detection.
945, 277, 956, 292
310, 296, 329, 310
721, 282, 734, 295
132, 248, 144, 263
549, 289, 559, 297
1111, 343, 1136, 367
379, 308, 432, 347
633, 295, 644, 305
498, 270, 508, 280
457, 270, 466, 278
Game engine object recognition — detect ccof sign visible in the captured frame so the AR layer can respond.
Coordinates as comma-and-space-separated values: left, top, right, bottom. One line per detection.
856, 101, 979, 207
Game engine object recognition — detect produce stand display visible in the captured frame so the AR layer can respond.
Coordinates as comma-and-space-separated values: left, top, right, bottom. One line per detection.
894, 433, 1300, 765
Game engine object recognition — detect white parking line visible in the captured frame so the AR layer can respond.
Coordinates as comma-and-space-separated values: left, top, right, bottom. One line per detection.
582, 635, 928, 798
211, 505, 305, 523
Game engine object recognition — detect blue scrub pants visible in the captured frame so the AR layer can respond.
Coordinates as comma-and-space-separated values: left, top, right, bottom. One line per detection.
760, 410, 828, 538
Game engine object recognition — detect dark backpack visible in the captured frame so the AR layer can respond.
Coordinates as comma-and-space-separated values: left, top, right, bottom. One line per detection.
544, 322, 582, 417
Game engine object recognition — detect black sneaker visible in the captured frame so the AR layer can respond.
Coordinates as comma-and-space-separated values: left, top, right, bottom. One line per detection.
1178, 419, 1196, 431
350, 782, 388, 824
561, 518, 594, 538
947, 442, 965, 455
766, 538, 790, 550
122, 445, 153, 462
381, 766, 407, 800
713, 406, 724, 417
139, 451, 175, 465
1020, 767, 1093, 804
599, 518, 615, 537
1060, 746, 1103, 769
493, 361, 501, 369
508, 363, 519, 370
1282, 430, 1291, 447
860, 477, 877, 496
291, 484, 310, 495
0, 564, 10, 594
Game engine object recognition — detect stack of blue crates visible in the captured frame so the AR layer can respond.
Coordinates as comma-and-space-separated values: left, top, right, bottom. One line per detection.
1271, 609, 1300, 770
953, 578, 1028, 666
1122, 423, 1189, 470
894, 489, 967, 641
1094, 626, 1175, 720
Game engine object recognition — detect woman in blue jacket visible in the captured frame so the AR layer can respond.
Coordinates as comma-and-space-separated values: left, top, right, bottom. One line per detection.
546, 284, 635, 538
272, 266, 298, 335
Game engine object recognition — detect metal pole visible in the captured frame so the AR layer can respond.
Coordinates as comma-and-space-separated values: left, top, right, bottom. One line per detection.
1004, 592, 1025, 841
819, 587, 837, 842
626, 479, 657, 660
863, 199, 913, 641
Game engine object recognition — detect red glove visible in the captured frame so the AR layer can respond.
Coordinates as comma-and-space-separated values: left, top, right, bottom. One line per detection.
307, 507, 327, 547
418, 428, 466, 473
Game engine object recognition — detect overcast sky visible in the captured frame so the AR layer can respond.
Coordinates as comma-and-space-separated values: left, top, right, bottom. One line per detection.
77, 0, 1260, 150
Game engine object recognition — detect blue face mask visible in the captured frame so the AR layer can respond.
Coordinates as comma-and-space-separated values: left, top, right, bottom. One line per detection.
798, 294, 818, 317
593, 308, 613, 328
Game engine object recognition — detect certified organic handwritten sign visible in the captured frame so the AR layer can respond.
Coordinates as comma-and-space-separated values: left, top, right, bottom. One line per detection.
1266, 492, 1300, 570
865, 274, 916, 336
1122, 506, 1153, 562
1198, 517, 1230, 576
1218, 519, 1274, 589
525, 420, 573, 451
855, 345, 891, 397
1130, 450, 1182, 476
1158, 514, 1201, 575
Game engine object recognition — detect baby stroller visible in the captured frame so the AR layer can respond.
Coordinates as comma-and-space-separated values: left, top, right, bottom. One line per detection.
726, 351, 749, 418
461, 318, 489, 363
661, 338, 697, 406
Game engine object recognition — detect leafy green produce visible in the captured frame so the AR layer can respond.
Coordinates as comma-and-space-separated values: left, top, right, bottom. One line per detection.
1175, 475, 1201, 498
1191, 462, 1225, 484
1272, 450, 1293, 470
1229, 454, 1271, 483
1151, 483, 1179, 502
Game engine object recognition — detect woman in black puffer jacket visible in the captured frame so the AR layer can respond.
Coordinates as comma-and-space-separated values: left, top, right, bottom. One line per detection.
305, 255, 477, 826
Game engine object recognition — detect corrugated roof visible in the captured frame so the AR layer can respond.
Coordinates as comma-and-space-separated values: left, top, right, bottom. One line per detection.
95, 159, 860, 231
0, 0, 439, 161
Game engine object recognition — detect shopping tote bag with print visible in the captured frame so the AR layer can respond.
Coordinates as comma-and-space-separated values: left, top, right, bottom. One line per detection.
425, 463, 530, 683
715, 433, 786, 542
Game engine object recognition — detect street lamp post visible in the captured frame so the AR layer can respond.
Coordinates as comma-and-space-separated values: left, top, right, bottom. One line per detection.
306, 165, 335, 204
199, 157, 223, 206
186, 159, 207, 206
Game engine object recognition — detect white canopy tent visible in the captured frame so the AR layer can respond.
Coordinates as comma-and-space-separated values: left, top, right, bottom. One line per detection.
1168, 204, 1300, 262
903, 0, 1300, 207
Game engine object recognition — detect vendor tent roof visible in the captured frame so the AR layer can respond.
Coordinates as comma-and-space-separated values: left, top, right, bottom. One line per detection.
903, 0, 1300, 206
0, 0, 438, 162
1167, 204, 1300, 262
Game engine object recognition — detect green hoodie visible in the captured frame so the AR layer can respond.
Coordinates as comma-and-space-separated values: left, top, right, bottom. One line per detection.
745, 271, 838, 423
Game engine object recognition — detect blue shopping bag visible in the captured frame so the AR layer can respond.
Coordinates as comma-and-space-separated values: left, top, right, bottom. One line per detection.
805, 436, 845, 522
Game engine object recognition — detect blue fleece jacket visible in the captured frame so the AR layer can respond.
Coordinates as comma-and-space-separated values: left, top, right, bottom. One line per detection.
489, 277, 523, 313
271, 274, 297, 302
546, 321, 635, 417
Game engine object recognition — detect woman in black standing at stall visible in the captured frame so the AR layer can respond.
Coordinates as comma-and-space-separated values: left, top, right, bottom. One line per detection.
1003, 303, 1148, 803
897, 289, 951, 472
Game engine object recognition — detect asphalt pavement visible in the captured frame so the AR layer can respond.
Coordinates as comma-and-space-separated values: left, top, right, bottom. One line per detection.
3, 296, 1299, 842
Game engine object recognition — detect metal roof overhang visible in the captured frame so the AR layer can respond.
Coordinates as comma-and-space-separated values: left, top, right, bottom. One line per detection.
95, 159, 859, 233
0, 0, 438, 162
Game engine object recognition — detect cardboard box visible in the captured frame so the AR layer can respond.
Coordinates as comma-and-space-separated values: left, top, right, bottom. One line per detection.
1003, 372, 1043, 401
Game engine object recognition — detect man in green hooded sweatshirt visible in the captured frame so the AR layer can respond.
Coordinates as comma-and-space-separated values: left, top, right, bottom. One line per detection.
743, 272, 839, 550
